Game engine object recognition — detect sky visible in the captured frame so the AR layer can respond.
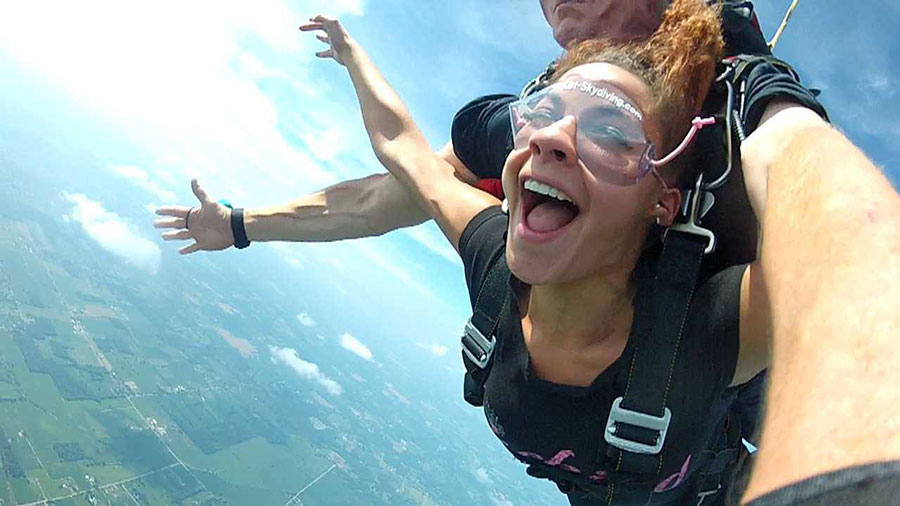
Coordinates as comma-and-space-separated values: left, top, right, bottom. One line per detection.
0, 0, 898, 495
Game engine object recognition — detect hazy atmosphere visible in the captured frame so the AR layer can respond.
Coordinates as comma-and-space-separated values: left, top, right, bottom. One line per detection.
0, 0, 897, 504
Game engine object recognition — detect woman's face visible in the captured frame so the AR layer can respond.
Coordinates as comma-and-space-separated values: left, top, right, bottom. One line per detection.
501, 62, 679, 286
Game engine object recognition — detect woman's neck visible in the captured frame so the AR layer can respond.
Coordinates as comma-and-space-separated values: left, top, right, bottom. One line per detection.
525, 264, 638, 350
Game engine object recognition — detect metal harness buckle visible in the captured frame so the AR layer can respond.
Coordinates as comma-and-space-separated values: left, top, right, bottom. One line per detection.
665, 173, 716, 255
461, 318, 495, 369
604, 397, 672, 455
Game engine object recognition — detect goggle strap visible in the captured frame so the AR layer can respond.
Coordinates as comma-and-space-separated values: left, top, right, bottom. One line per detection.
650, 116, 717, 168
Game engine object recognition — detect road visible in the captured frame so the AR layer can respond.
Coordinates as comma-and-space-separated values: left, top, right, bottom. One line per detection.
282, 464, 338, 506
18, 463, 180, 506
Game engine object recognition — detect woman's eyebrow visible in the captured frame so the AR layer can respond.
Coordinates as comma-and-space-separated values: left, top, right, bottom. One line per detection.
535, 94, 564, 111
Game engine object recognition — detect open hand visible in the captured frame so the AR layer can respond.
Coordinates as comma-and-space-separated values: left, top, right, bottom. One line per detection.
299, 15, 355, 66
154, 179, 234, 255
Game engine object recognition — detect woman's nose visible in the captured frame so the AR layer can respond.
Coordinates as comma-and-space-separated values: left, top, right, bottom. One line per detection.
529, 116, 578, 165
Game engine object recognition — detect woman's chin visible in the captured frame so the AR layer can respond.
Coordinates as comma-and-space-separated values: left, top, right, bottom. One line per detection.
507, 250, 562, 286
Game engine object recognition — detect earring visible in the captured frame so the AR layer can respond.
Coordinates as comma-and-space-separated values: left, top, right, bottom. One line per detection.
656, 216, 662, 226
501, 198, 509, 214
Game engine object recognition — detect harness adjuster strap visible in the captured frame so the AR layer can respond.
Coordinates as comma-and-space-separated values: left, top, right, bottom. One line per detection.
604, 397, 672, 456
461, 318, 496, 369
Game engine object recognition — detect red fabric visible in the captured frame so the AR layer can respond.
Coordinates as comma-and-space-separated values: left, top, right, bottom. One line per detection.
474, 178, 505, 200
749, 11, 762, 32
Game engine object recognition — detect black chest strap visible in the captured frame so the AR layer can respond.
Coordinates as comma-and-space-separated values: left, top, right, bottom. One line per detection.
604, 176, 715, 477
462, 255, 510, 406
604, 230, 708, 476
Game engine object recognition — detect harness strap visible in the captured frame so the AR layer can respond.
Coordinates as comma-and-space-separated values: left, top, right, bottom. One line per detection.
692, 396, 746, 505
519, 61, 558, 99
462, 254, 510, 407
605, 231, 709, 476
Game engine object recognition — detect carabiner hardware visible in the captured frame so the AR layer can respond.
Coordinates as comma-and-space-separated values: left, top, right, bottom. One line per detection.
666, 173, 717, 255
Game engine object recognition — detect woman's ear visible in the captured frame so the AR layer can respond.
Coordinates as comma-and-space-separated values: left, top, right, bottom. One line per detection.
653, 188, 682, 226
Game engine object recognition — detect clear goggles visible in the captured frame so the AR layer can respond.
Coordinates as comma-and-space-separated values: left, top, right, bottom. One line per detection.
509, 79, 715, 187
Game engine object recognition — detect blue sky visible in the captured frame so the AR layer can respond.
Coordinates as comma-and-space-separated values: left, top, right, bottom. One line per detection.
0, 1, 897, 497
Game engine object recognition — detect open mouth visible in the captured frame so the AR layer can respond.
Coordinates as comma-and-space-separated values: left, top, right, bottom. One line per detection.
521, 178, 580, 235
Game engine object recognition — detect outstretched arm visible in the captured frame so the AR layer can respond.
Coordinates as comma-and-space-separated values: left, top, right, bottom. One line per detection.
739, 107, 900, 500
299, 15, 499, 248
155, 141, 477, 252
245, 141, 475, 241
154, 173, 426, 253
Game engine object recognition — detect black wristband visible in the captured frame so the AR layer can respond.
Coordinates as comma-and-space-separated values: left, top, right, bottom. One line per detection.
231, 208, 251, 249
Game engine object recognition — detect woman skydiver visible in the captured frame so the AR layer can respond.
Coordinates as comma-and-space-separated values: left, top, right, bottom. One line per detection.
299, 0, 769, 504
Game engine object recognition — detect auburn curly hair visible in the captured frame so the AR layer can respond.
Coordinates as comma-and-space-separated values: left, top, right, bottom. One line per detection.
554, 0, 725, 186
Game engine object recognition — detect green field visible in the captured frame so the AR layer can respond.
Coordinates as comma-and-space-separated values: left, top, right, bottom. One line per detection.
0, 217, 361, 505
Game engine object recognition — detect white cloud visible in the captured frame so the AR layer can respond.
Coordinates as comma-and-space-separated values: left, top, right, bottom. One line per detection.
0, 0, 372, 209
490, 491, 514, 506
339, 333, 373, 361
297, 313, 317, 327
417, 342, 449, 357
111, 164, 177, 203
267, 243, 307, 270
301, 126, 347, 162
64, 192, 161, 274
427, 343, 449, 357
356, 242, 439, 301
474, 467, 493, 485
270, 346, 342, 395
325, 0, 366, 16
402, 225, 461, 265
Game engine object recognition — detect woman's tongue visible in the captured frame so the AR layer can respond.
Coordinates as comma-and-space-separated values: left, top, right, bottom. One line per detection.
525, 200, 577, 233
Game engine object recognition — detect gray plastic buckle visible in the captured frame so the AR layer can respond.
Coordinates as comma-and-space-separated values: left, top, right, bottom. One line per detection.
604, 397, 672, 455
665, 174, 716, 255
461, 319, 495, 369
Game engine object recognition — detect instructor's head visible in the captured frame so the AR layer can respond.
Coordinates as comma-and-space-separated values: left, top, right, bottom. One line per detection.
540, 0, 669, 47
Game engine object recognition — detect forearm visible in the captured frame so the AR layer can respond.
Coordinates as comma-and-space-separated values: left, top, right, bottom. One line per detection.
745, 128, 900, 498
310, 27, 497, 249
340, 42, 453, 205
244, 173, 428, 242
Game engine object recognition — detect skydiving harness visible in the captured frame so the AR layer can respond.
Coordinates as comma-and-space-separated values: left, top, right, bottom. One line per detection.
458, 54, 790, 503
460, 197, 737, 504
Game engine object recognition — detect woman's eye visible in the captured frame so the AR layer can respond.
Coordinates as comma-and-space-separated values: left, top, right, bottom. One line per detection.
524, 108, 555, 127
586, 125, 634, 151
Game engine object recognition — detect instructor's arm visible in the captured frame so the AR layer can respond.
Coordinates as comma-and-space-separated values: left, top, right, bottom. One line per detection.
155, 132, 473, 251
739, 105, 900, 501
243, 141, 468, 242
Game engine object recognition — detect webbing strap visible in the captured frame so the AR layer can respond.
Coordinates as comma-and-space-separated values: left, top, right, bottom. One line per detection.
606, 231, 708, 475
462, 254, 510, 407
471, 256, 510, 336
731, 54, 799, 85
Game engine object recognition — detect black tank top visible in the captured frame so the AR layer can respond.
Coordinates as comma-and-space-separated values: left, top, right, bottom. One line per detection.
459, 207, 745, 504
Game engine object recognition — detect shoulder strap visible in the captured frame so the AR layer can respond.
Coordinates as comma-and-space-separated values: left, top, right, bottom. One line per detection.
461, 254, 511, 407
604, 230, 709, 476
